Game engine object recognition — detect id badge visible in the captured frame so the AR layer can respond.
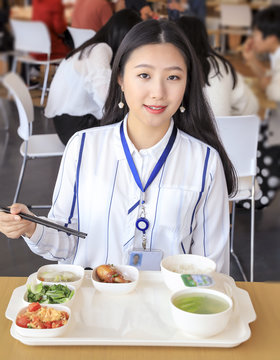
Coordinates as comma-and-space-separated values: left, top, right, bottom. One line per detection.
128, 249, 163, 271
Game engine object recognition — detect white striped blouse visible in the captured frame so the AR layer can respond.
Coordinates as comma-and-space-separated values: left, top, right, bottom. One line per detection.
24, 115, 230, 273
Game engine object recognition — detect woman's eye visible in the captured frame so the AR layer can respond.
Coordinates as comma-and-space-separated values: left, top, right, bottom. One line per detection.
168, 75, 179, 80
138, 73, 150, 79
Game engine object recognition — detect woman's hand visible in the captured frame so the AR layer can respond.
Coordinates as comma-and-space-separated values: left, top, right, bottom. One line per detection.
0, 203, 36, 239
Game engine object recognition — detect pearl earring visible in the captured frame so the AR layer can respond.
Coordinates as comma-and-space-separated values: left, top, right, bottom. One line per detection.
118, 91, 124, 109
180, 105, 185, 113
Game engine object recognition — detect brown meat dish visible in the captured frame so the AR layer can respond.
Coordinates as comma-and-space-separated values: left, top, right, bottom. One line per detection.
96, 265, 131, 283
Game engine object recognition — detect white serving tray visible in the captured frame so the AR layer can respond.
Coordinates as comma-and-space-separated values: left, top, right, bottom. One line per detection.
5, 271, 256, 347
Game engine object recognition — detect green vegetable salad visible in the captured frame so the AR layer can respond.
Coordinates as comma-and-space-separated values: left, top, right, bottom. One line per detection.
27, 283, 74, 304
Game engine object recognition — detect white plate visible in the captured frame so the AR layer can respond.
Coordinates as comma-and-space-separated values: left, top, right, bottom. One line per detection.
5, 271, 256, 347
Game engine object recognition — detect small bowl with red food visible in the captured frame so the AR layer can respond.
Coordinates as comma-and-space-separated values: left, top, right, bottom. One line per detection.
14, 302, 71, 337
23, 282, 76, 307
91, 264, 139, 295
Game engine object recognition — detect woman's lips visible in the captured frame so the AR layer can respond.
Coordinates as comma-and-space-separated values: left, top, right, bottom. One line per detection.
144, 105, 167, 114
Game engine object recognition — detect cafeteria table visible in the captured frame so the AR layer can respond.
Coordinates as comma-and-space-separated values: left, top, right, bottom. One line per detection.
1, 276, 279, 360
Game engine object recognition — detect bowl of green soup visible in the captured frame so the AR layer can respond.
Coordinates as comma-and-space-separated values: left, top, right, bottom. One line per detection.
170, 288, 233, 338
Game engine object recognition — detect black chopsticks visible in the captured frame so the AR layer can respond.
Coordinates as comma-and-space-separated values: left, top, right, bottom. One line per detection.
0, 206, 87, 239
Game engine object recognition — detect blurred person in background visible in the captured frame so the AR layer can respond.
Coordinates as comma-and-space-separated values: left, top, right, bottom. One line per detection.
176, 16, 259, 116
114, 0, 157, 20
242, 5, 280, 104
167, 0, 206, 22
32, 0, 71, 60
45, 9, 142, 145
17, 0, 70, 85
71, 0, 113, 32
240, 5, 280, 209
0, 0, 13, 54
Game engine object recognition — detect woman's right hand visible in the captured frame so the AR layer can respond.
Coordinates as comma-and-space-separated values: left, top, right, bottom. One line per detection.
0, 203, 36, 239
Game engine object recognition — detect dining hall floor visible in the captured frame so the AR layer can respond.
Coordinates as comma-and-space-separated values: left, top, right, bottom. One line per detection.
0, 72, 280, 282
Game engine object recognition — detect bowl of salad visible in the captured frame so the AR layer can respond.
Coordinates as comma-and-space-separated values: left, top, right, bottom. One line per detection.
14, 302, 71, 337
36, 264, 84, 289
23, 282, 76, 307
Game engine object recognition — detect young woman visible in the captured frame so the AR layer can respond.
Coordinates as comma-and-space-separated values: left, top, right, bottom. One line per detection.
45, 9, 142, 145
0, 20, 236, 274
176, 16, 259, 116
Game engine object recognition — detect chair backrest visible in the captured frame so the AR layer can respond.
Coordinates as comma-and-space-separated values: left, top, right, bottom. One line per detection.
2, 72, 34, 141
215, 115, 260, 178
67, 26, 96, 49
10, 19, 51, 55
67, 26, 96, 48
220, 4, 252, 28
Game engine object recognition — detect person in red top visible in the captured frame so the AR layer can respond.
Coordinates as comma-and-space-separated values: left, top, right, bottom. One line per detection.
71, 0, 113, 32
32, 0, 70, 60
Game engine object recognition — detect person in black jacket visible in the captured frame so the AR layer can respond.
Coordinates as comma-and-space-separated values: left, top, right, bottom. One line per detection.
0, 0, 13, 52
114, 0, 157, 20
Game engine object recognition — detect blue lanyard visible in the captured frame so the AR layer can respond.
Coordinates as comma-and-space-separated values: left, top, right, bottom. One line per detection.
120, 121, 177, 195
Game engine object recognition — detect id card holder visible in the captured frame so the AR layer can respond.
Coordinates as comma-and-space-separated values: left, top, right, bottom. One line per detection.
128, 249, 163, 271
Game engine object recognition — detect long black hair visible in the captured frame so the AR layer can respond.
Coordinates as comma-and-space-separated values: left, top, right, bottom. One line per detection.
176, 16, 237, 88
66, 9, 142, 66
102, 19, 236, 196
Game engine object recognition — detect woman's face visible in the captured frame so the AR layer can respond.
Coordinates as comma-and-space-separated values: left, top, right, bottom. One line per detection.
119, 43, 187, 137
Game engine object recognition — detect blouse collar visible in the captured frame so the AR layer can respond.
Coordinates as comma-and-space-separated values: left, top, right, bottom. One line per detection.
115, 113, 175, 161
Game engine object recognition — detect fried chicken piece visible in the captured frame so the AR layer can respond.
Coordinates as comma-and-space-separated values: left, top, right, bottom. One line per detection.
96, 265, 131, 283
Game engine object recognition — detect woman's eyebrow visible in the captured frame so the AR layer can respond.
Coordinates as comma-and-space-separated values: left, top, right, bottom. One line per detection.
134, 64, 184, 71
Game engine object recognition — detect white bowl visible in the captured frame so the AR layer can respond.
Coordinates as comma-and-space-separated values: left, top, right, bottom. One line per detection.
170, 288, 233, 338
161, 254, 216, 292
23, 283, 76, 307
91, 265, 139, 295
36, 264, 84, 289
14, 304, 71, 338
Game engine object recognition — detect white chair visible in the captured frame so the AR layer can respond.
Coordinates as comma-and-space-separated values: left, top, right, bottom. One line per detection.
2, 72, 65, 208
219, 4, 252, 53
67, 26, 96, 48
206, 17, 221, 49
10, 19, 64, 106
215, 115, 260, 282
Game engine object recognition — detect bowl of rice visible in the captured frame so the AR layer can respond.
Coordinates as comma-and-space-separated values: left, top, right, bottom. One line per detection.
160, 254, 216, 292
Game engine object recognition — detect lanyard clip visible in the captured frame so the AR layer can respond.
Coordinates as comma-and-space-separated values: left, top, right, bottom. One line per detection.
140, 203, 146, 218
142, 232, 147, 250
